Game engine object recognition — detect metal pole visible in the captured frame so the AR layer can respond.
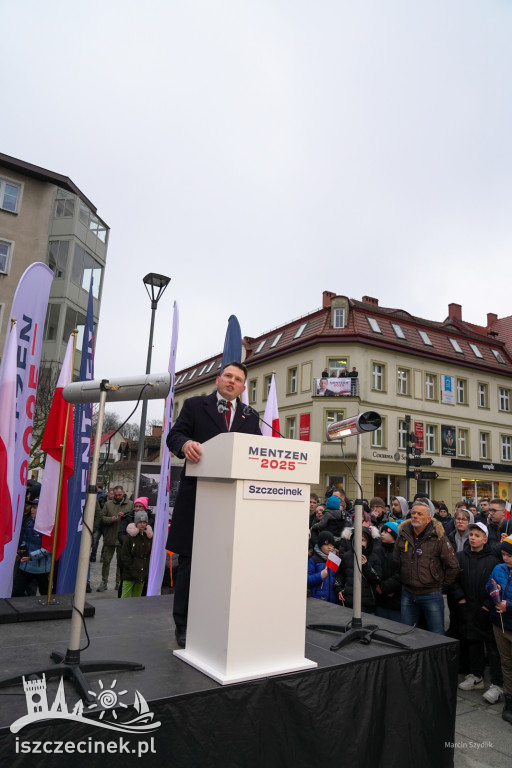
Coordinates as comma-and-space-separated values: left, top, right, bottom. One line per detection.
66, 384, 108, 661
352, 433, 363, 628
135, 303, 157, 496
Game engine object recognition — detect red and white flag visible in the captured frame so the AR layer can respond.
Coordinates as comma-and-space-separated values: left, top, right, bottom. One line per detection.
261, 374, 281, 437
326, 552, 341, 573
35, 336, 75, 559
0, 323, 18, 562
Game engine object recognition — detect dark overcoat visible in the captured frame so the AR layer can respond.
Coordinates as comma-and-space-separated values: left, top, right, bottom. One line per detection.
166, 391, 261, 555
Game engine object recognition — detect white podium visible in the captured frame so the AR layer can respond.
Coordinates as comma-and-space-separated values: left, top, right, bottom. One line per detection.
174, 432, 320, 684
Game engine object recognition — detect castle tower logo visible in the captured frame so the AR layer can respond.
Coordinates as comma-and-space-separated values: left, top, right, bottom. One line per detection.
11, 675, 161, 734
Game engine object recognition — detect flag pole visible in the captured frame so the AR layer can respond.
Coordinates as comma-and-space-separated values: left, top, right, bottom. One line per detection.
45, 329, 78, 605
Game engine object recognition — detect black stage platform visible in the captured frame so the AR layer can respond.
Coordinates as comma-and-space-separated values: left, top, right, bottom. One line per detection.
0, 596, 458, 768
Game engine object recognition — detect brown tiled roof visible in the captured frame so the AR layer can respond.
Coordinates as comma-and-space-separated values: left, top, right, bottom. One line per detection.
175, 294, 512, 393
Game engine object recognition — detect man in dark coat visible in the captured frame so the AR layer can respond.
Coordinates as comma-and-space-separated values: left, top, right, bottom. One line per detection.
166, 361, 261, 646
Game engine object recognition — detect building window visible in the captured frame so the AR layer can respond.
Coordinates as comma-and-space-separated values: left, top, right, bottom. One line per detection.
71, 244, 102, 298
287, 417, 296, 440
0, 239, 13, 274
367, 317, 382, 334
480, 432, 489, 460
371, 421, 384, 448
206, 360, 215, 373
188, 369, 197, 380
398, 420, 408, 450
469, 343, 483, 359
449, 338, 463, 354
499, 388, 510, 412
458, 429, 468, 457
44, 303, 61, 341
48, 240, 69, 279
397, 368, 409, 396
391, 323, 406, 340
270, 333, 282, 348
249, 380, 257, 403
501, 436, 512, 462
456, 379, 467, 404
0, 178, 21, 212
372, 363, 385, 391
62, 307, 87, 350
326, 410, 345, 435
294, 322, 307, 339
255, 339, 266, 353
478, 383, 488, 408
492, 349, 505, 364
418, 330, 433, 346
287, 367, 298, 394
425, 425, 436, 453
54, 189, 76, 218
425, 373, 437, 401
264, 375, 272, 399
79, 202, 108, 243
333, 308, 345, 328
328, 358, 348, 376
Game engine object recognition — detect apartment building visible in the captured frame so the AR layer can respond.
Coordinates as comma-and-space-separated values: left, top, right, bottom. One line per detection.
172, 291, 512, 509
0, 153, 109, 375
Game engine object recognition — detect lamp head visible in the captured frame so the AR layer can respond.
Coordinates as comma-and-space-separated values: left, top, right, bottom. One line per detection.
143, 273, 171, 307
326, 411, 382, 441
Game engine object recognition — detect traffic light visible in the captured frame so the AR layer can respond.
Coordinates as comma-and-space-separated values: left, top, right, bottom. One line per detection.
404, 416, 437, 495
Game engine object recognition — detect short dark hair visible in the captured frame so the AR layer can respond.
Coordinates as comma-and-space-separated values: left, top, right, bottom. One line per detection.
219, 360, 248, 380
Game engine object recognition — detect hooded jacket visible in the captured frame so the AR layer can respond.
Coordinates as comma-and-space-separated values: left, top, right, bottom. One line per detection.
449, 544, 500, 640
486, 563, 512, 632
334, 527, 382, 612
120, 522, 153, 582
393, 518, 459, 594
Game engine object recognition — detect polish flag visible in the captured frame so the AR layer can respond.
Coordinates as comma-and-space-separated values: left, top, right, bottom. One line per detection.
326, 552, 341, 573
0, 324, 18, 562
261, 374, 281, 437
505, 501, 511, 520
35, 337, 75, 559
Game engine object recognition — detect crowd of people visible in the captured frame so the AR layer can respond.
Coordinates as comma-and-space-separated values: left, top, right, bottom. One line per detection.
308, 490, 512, 726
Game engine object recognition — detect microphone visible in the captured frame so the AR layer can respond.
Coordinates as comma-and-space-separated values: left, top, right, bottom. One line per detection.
242, 405, 286, 438
217, 399, 228, 414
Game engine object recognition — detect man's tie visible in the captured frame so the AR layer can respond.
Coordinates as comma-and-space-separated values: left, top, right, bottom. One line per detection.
223, 400, 231, 431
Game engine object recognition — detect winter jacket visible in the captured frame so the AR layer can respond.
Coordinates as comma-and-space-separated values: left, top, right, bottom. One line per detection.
334, 528, 382, 613
393, 518, 459, 595
449, 527, 470, 553
375, 542, 402, 613
118, 507, 156, 546
120, 523, 153, 583
449, 544, 500, 640
486, 564, 512, 632
307, 548, 338, 604
101, 496, 134, 546
18, 517, 50, 575
311, 507, 347, 538
434, 513, 455, 535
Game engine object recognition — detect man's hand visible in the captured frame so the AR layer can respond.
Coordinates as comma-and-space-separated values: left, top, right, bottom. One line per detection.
183, 440, 202, 463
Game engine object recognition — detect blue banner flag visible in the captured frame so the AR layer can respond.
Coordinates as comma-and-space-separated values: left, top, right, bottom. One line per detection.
221, 315, 242, 368
56, 279, 94, 593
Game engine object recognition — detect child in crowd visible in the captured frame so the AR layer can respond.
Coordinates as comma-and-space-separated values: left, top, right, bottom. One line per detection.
12, 499, 51, 597
307, 531, 338, 604
334, 527, 382, 613
486, 535, 512, 724
120, 509, 153, 598
375, 521, 402, 622
451, 522, 503, 704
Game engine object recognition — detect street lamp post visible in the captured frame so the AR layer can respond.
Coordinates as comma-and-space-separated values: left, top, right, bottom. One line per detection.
134, 272, 171, 496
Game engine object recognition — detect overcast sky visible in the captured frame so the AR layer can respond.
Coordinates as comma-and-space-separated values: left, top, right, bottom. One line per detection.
3, 1, 511, 424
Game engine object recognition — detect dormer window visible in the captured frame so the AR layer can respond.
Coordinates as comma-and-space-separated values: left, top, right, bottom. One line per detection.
333, 308, 345, 328
255, 339, 266, 353
294, 323, 307, 339
492, 349, 505, 364
270, 333, 282, 348
469, 343, 483, 359
418, 330, 433, 346
367, 317, 382, 334
391, 323, 405, 339
449, 338, 463, 354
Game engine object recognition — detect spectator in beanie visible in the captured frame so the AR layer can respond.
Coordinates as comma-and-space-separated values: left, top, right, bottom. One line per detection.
120, 509, 153, 598
369, 497, 388, 530
307, 531, 338, 604
311, 495, 346, 539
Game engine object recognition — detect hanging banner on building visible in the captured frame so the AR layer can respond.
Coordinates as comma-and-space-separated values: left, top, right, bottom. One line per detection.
315, 377, 351, 396
441, 375, 455, 405
0, 262, 53, 598
414, 422, 424, 451
299, 414, 310, 441
441, 425, 457, 456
